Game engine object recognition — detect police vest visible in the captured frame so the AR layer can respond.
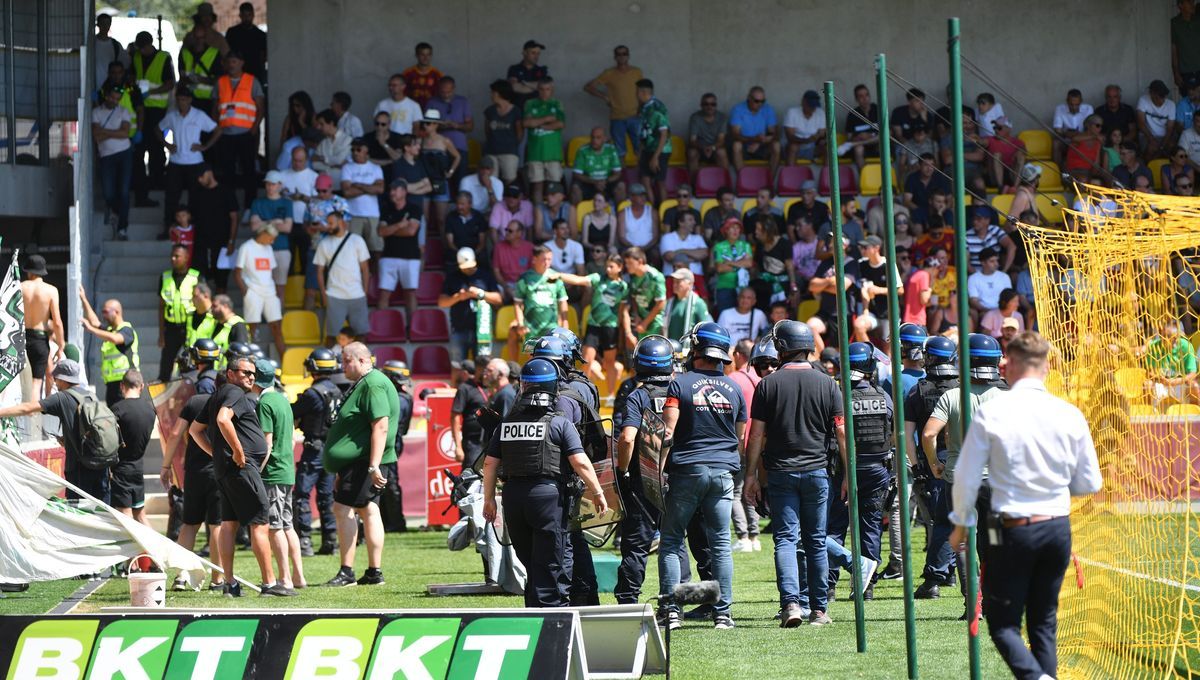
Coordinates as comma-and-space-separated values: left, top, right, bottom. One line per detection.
117, 89, 138, 138
914, 377, 958, 451
187, 311, 216, 346
612, 377, 640, 427
298, 378, 342, 441
566, 368, 600, 409
217, 73, 257, 129
558, 383, 609, 463
499, 408, 563, 480
161, 269, 200, 324
851, 383, 893, 456
195, 369, 217, 395
638, 381, 670, 416
180, 47, 219, 100
133, 50, 170, 108
101, 321, 140, 384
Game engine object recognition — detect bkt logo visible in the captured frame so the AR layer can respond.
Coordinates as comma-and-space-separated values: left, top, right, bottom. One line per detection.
5, 615, 544, 680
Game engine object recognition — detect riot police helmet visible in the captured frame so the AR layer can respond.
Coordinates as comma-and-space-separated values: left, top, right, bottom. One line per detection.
633, 335, 674, 377
924, 336, 959, 378
304, 347, 340, 375
968, 333, 1003, 381
687, 321, 733, 364
847, 341, 877, 383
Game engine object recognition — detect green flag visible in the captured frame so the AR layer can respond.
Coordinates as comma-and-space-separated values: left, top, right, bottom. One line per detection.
0, 242, 24, 396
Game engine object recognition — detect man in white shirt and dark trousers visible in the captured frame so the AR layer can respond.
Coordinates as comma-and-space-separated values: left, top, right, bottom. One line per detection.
949, 331, 1102, 680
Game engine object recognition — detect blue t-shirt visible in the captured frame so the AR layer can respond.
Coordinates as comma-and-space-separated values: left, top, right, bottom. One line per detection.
250, 196, 293, 251
729, 101, 778, 138
555, 393, 582, 424
881, 368, 925, 400
620, 382, 670, 431
665, 369, 746, 472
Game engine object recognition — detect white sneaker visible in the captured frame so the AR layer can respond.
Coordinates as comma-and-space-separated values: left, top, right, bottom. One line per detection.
751, 537, 763, 552
732, 538, 753, 553
856, 557, 879, 598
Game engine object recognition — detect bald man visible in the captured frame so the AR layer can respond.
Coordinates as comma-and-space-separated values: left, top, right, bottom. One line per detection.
80, 288, 141, 405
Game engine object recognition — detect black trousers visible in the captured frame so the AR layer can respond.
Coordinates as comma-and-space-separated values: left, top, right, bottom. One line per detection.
504, 478, 571, 608
615, 476, 692, 604
194, 242, 230, 291
379, 461, 406, 532
954, 483, 993, 603
159, 322, 186, 382
293, 443, 336, 539
984, 516, 1071, 680
214, 131, 258, 210
134, 107, 167, 198
164, 162, 205, 228
567, 529, 599, 606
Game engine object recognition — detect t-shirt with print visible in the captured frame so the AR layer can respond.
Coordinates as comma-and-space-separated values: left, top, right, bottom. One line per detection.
322, 369, 401, 473
627, 266, 667, 336
664, 369, 746, 472
845, 104, 879, 137
513, 269, 567, 338
1138, 95, 1178, 138
200, 383, 268, 478
380, 202, 423, 260
250, 196, 293, 251
1146, 335, 1198, 378
257, 389, 295, 485
712, 239, 752, 291
548, 239, 585, 273
402, 66, 443, 107
340, 161, 384, 219
235, 240, 277, 297
524, 98, 565, 162
574, 143, 622, 181
687, 110, 728, 147
484, 105, 521, 155
638, 98, 672, 154
716, 307, 768, 344
586, 273, 628, 328
375, 97, 423, 135
506, 62, 549, 107
933, 383, 1004, 482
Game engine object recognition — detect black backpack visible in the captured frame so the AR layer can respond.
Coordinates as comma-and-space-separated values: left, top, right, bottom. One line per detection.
64, 390, 121, 470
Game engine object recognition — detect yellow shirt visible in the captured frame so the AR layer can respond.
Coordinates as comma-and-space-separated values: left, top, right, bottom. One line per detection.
931, 266, 957, 306
594, 66, 643, 119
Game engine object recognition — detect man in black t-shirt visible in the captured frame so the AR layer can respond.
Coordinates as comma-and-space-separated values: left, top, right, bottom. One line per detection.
190, 166, 240, 292
377, 181, 424, 319
110, 370, 156, 524
844, 84, 880, 169
450, 360, 489, 469
189, 356, 285, 597
446, 192, 488, 255
856, 236, 899, 342
808, 234, 860, 342
162, 388, 226, 589
438, 247, 502, 361
890, 88, 930, 142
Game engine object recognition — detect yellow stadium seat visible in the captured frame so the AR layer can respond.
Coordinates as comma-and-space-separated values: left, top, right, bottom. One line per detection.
740, 198, 757, 216
618, 200, 631, 213
576, 199, 594, 231
566, 307, 580, 336
281, 347, 314, 382
668, 135, 686, 166
494, 305, 516, 341
623, 146, 637, 167
783, 198, 802, 219
1030, 161, 1064, 191
699, 199, 720, 224
1167, 403, 1200, 417
284, 275, 305, 310
1148, 158, 1169, 191
658, 199, 678, 221
1019, 130, 1052, 160
281, 310, 322, 346
1129, 404, 1157, 417
566, 136, 589, 167
580, 305, 591, 333
1036, 193, 1066, 225
1114, 367, 1146, 400
797, 299, 820, 322
858, 164, 893, 196
467, 138, 481, 170
283, 383, 307, 403
991, 194, 1016, 219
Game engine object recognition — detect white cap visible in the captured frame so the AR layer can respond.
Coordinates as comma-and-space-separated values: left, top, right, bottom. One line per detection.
456, 247, 477, 269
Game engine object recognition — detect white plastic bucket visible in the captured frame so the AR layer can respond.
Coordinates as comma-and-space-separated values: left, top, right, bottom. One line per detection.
127, 554, 166, 608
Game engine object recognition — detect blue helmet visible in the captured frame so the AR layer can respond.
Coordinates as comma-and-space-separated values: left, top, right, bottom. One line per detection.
520, 358, 560, 395
898, 323, 929, 362
772, 319, 816, 357
531, 335, 568, 365
967, 333, 1003, 381
669, 339, 686, 373
633, 335, 674, 377
924, 336, 958, 378
549, 327, 584, 365
847, 341, 877, 383
688, 321, 733, 363
750, 335, 779, 367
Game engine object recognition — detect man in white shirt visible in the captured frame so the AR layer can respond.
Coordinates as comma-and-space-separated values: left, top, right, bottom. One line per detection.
312, 109, 352, 184
234, 221, 286, 357
967, 247, 1011, 317
1051, 88, 1094, 166
93, 84, 134, 239
159, 84, 222, 235
1180, 109, 1200, 169
658, 212, 708, 275
716, 287, 769, 344
1138, 79, 1180, 161
375, 74, 423, 135
949, 331, 1101, 680
280, 146, 318, 224
331, 91, 364, 139
459, 157, 504, 214
313, 211, 371, 343
339, 140, 385, 254
546, 219, 585, 276
783, 89, 827, 166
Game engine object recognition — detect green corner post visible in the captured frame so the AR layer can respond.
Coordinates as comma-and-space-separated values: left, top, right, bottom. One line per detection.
876, 53, 919, 679
948, 17, 982, 680
823, 81, 866, 653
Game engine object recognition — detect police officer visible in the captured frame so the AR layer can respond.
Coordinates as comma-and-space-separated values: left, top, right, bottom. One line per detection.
290, 348, 344, 556
380, 360, 414, 533
482, 358, 608, 608
160, 244, 201, 382
658, 322, 746, 630
547, 328, 600, 410
907, 335, 960, 599
879, 322, 929, 581
828, 342, 894, 601
184, 338, 221, 394
748, 336, 779, 378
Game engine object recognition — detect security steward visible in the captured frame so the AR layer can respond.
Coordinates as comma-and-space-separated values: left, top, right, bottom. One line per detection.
211, 294, 249, 363
290, 347, 343, 556
481, 358, 608, 608
80, 292, 140, 406
131, 31, 175, 204
380, 360, 415, 533
949, 331, 1101, 680
160, 244, 202, 382
827, 342, 893, 601
906, 334, 960, 599
187, 282, 218, 346
658, 321, 746, 630
615, 335, 678, 605
922, 333, 1007, 619
880, 322, 929, 581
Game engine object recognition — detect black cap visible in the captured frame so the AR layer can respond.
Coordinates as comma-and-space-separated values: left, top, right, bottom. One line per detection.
503, 185, 521, 198
23, 254, 48, 277
523, 39, 546, 50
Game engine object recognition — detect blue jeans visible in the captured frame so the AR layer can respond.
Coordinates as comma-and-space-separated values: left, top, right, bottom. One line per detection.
828, 461, 892, 564
768, 468, 830, 611
610, 116, 642, 157
923, 472, 956, 584
99, 147, 133, 230
449, 330, 477, 362
658, 465, 734, 616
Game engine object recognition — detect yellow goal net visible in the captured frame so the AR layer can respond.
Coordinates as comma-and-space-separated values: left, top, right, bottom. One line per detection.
1024, 184, 1200, 678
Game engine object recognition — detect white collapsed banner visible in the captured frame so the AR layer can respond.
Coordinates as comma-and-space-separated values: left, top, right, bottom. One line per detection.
0, 439, 206, 585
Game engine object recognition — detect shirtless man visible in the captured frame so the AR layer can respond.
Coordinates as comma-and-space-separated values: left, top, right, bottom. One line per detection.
21, 255, 64, 402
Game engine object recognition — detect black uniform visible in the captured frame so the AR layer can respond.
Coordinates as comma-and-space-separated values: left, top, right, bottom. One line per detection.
380, 389, 413, 533
905, 376, 959, 585
557, 379, 603, 606
828, 380, 894, 565
487, 402, 585, 607
452, 379, 490, 470
291, 377, 343, 543
179, 394, 221, 526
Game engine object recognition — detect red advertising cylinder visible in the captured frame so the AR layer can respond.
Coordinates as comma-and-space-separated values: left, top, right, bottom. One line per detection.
425, 393, 460, 527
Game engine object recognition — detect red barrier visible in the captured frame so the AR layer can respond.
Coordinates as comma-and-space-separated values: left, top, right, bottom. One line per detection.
425, 393, 460, 527
23, 443, 66, 497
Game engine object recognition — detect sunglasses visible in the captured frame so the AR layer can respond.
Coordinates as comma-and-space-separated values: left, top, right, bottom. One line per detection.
750, 98, 766, 104
1179, 182, 1193, 189
231, 368, 255, 377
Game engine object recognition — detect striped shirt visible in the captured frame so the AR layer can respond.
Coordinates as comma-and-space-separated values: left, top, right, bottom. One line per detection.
965, 224, 1007, 268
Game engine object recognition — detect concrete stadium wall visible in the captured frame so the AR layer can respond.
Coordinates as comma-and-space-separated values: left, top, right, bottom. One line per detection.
267, 0, 1172, 156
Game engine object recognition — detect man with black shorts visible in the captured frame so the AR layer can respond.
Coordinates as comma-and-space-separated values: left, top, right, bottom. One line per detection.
21, 255, 63, 413
162, 382, 224, 590
189, 355, 288, 597
110, 370, 156, 526
321, 342, 400, 587
451, 360, 489, 468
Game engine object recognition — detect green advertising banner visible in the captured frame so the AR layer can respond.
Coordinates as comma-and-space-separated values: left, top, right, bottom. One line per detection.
1, 610, 582, 680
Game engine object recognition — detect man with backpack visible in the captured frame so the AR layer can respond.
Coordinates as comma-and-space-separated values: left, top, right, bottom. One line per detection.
0, 359, 119, 503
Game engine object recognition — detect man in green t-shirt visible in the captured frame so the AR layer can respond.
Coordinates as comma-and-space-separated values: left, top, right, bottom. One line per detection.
664, 268, 712, 340
622, 246, 667, 347
711, 216, 754, 313
253, 359, 304, 594
510, 245, 568, 359
523, 77, 566, 207
572, 125, 623, 203
320, 342, 401, 588
557, 253, 629, 395
1144, 318, 1199, 403
636, 79, 672, 205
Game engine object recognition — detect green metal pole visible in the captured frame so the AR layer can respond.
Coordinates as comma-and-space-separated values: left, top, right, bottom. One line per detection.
876, 53, 919, 680
948, 17, 982, 680
824, 81, 866, 653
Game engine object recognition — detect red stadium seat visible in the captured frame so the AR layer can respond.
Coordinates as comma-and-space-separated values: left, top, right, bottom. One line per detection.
424, 238, 445, 269
412, 379, 452, 416
365, 274, 380, 306
416, 270, 444, 306
412, 346, 451, 378
776, 165, 815, 196
736, 166, 772, 196
372, 345, 408, 365
621, 167, 640, 188
409, 308, 450, 342
664, 167, 691, 194
365, 309, 407, 343
818, 164, 858, 197
694, 167, 731, 198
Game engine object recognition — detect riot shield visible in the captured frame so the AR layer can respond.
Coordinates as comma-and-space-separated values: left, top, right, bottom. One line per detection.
572, 456, 625, 547
636, 408, 669, 512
